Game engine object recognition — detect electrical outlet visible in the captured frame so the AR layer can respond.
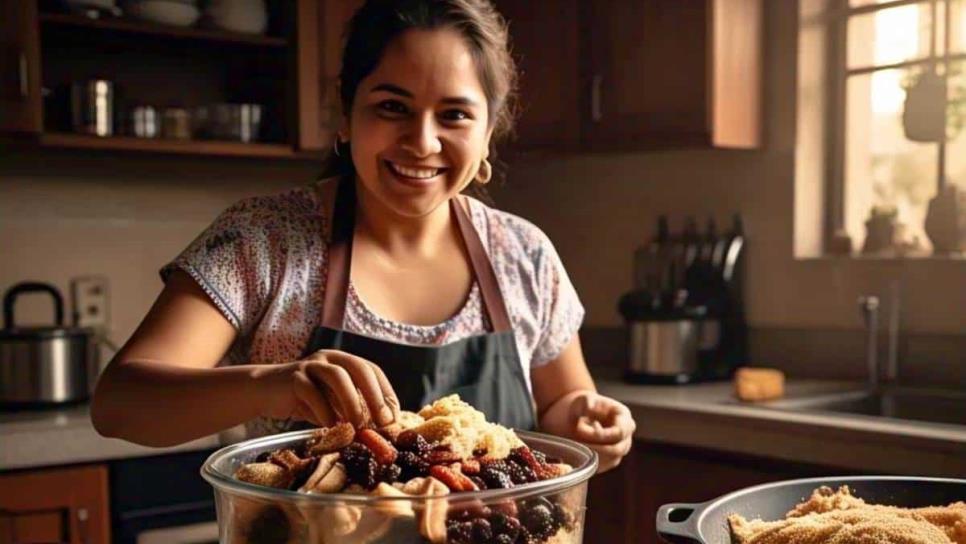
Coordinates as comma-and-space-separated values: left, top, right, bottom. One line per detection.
70, 276, 110, 330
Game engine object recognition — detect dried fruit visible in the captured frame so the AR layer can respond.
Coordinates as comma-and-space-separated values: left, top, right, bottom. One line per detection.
396, 451, 430, 480
429, 465, 477, 492
508, 446, 550, 479
490, 512, 522, 541
378, 463, 402, 484
299, 452, 345, 493
308, 422, 356, 455
521, 499, 556, 539
446, 520, 474, 543
471, 518, 494, 542
480, 466, 514, 490
395, 429, 431, 456
357, 428, 398, 465
234, 462, 293, 489
425, 450, 461, 465
341, 443, 379, 490
459, 458, 480, 475
505, 462, 536, 485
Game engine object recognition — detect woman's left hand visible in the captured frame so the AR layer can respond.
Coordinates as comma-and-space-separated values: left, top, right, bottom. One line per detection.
566, 391, 636, 473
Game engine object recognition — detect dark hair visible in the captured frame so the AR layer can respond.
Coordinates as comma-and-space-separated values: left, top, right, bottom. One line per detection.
323, 0, 518, 183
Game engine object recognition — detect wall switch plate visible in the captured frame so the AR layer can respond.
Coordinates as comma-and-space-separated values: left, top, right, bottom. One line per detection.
70, 276, 110, 330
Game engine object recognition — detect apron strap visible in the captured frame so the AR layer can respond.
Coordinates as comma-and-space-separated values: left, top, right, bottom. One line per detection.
321, 178, 512, 333
452, 196, 513, 333
321, 177, 355, 330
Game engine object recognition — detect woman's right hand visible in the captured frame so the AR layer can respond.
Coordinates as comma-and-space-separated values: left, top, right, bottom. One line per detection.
256, 349, 400, 428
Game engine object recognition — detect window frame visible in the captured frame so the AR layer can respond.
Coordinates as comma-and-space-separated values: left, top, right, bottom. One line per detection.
826, 0, 963, 252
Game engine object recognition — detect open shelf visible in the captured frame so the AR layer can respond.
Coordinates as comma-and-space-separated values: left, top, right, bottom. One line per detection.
39, 12, 288, 48
39, 132, 319, 159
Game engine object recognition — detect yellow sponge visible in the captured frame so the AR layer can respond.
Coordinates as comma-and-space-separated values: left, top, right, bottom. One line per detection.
734, 367, 785, 402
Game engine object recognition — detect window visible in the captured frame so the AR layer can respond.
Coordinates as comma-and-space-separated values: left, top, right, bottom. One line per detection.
831, 0, 966, 255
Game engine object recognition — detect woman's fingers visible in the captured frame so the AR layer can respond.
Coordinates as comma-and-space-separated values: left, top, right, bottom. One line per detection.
318, 350, 397, 426
588, 437, 633, 473
571, 394, 634, 445
368, 362, 401, 421
292, 370, 337, 426
303, 359, 365, 427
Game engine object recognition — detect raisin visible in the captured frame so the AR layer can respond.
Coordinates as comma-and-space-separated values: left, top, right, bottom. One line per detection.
469, 476, 488, 490
480, 466, 514, 489
471, 518, 493, 542
490, 512, 521, 541
341, 443, 378, 489
396, 451, 430, 481
506, 463, 536, 485
395, 430, 431, 457
445, 520, 474, 543
521, 503, 555, 539
379, 463, 402, 484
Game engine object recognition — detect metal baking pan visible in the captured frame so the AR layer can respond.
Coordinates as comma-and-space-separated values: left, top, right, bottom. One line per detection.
657, 476, 966, 543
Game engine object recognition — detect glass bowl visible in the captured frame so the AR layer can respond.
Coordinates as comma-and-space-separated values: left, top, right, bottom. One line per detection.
201, 429, 598, 543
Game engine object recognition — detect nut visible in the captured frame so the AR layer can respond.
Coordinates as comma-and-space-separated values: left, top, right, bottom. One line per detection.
307, 422, 355, 455
234, 462, 294, 489
299, 453, 346, 494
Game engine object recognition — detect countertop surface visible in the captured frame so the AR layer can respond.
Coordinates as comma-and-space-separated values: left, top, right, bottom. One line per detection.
0, 403, 221, 471
597, 379, 966, 477
2, 380, 964, 475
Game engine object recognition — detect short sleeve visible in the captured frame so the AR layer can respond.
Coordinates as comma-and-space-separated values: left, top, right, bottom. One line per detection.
530, 234, 585, 367
159, 198, 276, 337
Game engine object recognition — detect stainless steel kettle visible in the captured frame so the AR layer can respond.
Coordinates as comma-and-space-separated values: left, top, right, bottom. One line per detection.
0, 282, 98, 407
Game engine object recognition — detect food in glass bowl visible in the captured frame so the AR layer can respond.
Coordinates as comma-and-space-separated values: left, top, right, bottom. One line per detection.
204, 395, 597, 544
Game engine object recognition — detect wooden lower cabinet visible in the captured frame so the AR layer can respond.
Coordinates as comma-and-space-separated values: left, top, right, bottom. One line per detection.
584, 441, 851, 544
0, 464, 110, 544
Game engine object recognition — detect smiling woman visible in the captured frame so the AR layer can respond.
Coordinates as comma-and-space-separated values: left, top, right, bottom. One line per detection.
91, 0, 635, 477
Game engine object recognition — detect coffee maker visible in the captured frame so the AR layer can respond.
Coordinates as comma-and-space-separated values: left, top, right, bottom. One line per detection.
619, 215, 747, 384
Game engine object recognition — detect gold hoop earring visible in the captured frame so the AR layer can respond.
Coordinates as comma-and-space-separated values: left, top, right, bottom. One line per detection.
476, 158, 492, 185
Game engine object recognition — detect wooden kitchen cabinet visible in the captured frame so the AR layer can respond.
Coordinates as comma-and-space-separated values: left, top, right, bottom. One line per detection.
496, 0, 762, 152
0, 0, 336, 159
585, 441, 851, 544
495, 0, 581, 149
0, 464, 110, 544
0, 0, 42, 135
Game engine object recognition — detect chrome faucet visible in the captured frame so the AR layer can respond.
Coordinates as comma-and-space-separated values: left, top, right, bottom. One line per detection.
859, 281, 902, 392
858, 295, 880, 391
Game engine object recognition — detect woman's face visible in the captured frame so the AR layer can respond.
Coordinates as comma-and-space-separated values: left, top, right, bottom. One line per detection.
346, 28, 492, 219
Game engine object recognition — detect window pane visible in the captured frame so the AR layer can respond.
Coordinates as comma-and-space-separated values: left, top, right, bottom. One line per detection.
848, 3, 937, 68
943, 60, 966, 190
952, 0, 966, 53
845, 70, 938, 252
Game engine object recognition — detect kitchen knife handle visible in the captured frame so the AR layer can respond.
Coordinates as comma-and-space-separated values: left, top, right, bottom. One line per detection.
656, 502, 703, 543
19, 51, 29, 99
591, 74, 603, 122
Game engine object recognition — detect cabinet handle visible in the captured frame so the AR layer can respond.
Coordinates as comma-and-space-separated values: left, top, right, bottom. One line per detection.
591, 74, 603, 122
76, 507, 90, 544
19, 51, 29, 99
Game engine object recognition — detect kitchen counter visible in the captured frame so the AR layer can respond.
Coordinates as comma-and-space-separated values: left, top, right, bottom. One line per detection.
0, 403, 222, 471
4, 381, 964, 475
597, 379, 966, 477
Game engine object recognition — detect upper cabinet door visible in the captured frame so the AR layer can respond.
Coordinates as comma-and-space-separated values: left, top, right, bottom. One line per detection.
581, 0, 712, 148
299, 0, 365, 152
495, 0, 580, 150
580, 0, 761, 149
0, 0, 41, 134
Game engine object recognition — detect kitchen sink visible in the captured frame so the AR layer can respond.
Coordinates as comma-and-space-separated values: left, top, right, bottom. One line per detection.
758, 388, 966, 426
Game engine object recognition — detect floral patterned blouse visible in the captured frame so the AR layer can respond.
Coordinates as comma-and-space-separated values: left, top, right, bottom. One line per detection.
160, 178, 584, 436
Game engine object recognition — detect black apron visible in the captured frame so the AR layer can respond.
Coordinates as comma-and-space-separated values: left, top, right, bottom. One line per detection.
300, 178, 536, 430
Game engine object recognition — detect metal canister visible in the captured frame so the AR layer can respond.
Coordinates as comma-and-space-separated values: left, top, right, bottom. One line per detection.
70, 80, 114, 136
